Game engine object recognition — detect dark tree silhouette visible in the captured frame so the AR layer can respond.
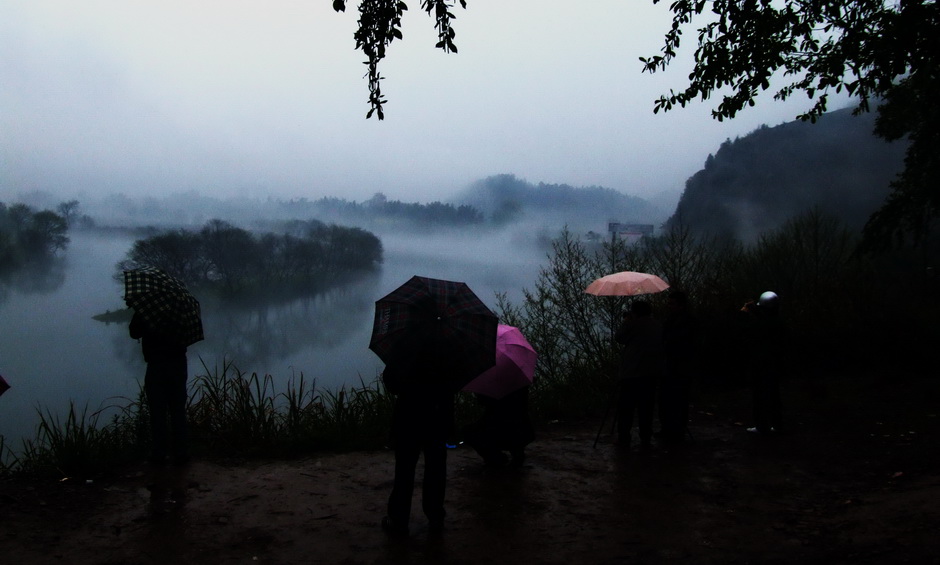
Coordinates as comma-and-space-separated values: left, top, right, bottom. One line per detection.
335, 1, 937, 246
117, 219, 383, 296
641, 0, 939, 247
0, 202, 70, 271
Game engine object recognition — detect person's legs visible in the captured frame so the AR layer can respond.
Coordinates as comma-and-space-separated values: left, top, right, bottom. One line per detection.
676, 376, 691, 439
144, 364, 169, 462
765, 373, 783, 431
617, 380, 637, 446
658, 375, 679, 438
752, 372, 781, 433
637, 377, 656, 446
167, 355, 189, 462
386, 441, 421, 532
421, 440, 447, 527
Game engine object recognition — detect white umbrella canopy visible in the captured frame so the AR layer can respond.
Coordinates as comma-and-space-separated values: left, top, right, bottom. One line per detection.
584, 271, 670, 296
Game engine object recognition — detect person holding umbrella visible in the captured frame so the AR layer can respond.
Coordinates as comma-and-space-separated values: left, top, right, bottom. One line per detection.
370, 275, 499, 536
615, 300, 664, 450
125, 267, 203, 465
381, 330, 458, 537
461, 324, 538, 467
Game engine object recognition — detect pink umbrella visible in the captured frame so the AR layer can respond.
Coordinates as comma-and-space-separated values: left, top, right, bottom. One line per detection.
584, 271, 669, 296
462, 325, 537, 399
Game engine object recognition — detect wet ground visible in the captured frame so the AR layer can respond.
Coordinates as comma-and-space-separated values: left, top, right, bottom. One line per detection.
2, 371, 939, 564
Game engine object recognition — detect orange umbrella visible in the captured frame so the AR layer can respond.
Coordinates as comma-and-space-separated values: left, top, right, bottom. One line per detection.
584, 271, 669, 296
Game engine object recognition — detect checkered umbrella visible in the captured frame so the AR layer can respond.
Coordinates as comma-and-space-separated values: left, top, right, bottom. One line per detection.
370, 275, 498, 392
123, 267, 204, 347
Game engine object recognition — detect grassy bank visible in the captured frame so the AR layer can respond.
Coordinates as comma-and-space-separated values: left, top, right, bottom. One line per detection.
1, 359, 589, 479
0, 361, 391, 478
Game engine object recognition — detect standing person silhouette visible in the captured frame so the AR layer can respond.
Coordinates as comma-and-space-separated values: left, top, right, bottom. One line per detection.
381, 333, 457, 537
129, 309, 190, 465
659, 290, 699, 443
741, 291, 786, 434
124, 267, 202, 466
615, 300, 664, 450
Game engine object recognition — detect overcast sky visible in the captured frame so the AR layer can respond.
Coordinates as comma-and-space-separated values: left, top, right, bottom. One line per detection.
1, 1, 847, 205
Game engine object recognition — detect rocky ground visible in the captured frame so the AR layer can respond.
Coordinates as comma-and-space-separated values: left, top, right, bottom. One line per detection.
2, 371, 939, 564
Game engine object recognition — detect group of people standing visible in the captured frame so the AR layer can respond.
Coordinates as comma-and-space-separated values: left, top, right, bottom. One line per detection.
126, 284, 781, 539
614, 289, 785, 449
126, 288, 535, 539
614, 291, 698, 449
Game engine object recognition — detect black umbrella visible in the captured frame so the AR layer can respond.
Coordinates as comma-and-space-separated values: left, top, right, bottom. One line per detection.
369, 275, 498, 392
123, 267, 204, 347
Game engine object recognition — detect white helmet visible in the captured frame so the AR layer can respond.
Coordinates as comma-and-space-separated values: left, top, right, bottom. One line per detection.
758, 291, 779, 308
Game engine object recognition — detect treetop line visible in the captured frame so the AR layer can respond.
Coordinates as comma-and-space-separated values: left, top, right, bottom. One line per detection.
333, 1, 938, 250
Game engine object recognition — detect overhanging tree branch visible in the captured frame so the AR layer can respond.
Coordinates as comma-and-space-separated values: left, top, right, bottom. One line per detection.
333, 0, 467, 119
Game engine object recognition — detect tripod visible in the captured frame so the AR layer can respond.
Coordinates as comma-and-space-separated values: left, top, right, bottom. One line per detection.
593, 379, 696, 448
593, 381, 620, 448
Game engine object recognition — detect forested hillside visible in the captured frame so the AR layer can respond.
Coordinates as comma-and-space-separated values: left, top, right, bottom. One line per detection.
666, 108, 907, 242
454, 174, 667, 230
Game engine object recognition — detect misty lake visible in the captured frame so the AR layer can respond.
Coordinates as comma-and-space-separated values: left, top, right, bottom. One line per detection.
0, 229, 546, 448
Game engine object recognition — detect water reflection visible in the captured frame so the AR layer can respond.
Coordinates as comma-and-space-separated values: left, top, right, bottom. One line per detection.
0, 257, 67, 302
198, 274, 380, 373
0, 228, 545, 449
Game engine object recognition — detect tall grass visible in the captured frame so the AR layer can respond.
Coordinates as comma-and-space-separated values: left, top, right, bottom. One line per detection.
0, 434, 17, 474
12, 396, 147, 478
189, 360, 395, 455
0, 357, 550, 479
1, 362, 400, 478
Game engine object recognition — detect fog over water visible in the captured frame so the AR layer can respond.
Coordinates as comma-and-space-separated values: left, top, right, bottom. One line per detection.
0, 227, 547, 446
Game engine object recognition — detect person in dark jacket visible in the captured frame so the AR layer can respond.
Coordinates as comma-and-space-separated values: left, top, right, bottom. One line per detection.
659, 290, 699, 443
129, 311, 190, 465
615, 300, 664, 450
740, 291, 787, 434
381, 334, 457, 537
462, 385, 535, 467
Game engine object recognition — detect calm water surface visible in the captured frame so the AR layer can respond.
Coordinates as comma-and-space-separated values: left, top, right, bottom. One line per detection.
0, 229, 544, 447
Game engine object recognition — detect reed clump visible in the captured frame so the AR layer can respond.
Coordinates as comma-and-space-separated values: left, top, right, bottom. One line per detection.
0, 360, 398, 479
188, 359, 395, 456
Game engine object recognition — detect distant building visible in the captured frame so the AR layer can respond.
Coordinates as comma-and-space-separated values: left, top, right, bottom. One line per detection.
608, 222, 655, 245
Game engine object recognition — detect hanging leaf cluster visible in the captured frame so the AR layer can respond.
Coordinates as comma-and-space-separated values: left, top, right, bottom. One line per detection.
333, 0, 467, 120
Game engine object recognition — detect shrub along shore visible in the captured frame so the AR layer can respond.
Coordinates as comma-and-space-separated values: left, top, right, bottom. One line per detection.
3, 213, 935, 478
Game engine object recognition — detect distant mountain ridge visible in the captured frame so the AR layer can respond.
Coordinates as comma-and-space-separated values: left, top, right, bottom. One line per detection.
453, 174, 668, 231
666, 107, 907, 242
20, 107, 903, 244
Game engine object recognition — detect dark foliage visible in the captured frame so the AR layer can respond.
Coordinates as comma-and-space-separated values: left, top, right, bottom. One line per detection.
455, 174, 667, 228
116, 219, 382, 296
305, 193, 484, 229
665, 108, 906, 243
333, 0, 467, 119
643, 0, 940, 247
0, 202, 70, 273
